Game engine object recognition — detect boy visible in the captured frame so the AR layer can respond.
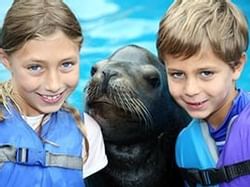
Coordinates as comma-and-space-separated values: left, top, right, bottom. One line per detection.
157, 0, 250, 186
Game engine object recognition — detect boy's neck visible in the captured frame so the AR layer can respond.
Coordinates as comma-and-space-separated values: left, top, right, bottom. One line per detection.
206, 89, 238, 129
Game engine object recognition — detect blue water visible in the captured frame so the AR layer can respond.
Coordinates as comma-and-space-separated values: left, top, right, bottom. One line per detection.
0, 0, 249, 111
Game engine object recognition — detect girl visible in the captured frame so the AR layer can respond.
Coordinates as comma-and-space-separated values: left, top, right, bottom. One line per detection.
0, 0, 107, 186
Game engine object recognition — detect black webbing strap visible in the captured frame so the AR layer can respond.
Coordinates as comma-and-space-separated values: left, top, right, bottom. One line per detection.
179, 159, 250, 186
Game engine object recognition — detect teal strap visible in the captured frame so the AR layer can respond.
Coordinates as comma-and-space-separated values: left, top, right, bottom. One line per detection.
0, 145, 83, 170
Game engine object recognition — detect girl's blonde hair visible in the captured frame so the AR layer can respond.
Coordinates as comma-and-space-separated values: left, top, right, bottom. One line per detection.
0, 0, 83, 54
0, 0, 88, 161
157, 0, 248, 68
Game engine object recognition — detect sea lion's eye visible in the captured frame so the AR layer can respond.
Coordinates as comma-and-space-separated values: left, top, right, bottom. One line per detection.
144, 73, 160, 88
143, 65, 161, 88
147, 76, 160, 88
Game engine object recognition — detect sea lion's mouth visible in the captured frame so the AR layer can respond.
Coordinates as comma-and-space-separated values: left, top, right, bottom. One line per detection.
88, 100, 134, 119
85, 81, 154, 128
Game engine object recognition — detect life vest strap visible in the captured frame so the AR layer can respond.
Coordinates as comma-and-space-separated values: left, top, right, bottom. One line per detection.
180, 159, 250, 186
0, 145, 83, 170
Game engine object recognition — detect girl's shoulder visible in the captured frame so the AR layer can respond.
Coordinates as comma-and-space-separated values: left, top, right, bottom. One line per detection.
82, 112, 102, 136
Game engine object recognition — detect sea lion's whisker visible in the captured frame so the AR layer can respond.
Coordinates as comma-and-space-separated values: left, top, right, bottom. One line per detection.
123, 86, 141, 117
113, 85, 131, 113
87, 86, 97, 101
133, 97, 153, 128
109, 87, 120, 107
130, 97, 149, 126
116, 92, 127, 112
124, 94, 136, 114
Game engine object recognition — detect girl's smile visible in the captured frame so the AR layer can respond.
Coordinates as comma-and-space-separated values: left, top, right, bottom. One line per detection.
2, 30, 80, 116
37, 92, 65, 104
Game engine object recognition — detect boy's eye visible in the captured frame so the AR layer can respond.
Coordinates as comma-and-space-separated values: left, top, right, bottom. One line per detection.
200, 71, 214, 78
168, 72, 185, 79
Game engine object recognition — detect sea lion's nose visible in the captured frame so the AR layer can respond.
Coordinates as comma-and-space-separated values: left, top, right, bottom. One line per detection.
101, 69, 119, 93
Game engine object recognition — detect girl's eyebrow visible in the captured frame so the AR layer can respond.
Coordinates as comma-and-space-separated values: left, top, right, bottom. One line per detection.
29, 59, 46, 63
60, 56, 78, 61
28, 56, 78, 63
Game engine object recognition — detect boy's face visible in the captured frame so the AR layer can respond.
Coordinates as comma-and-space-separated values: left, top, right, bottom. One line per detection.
2, 30, 80, 116
163, 49, 244, 127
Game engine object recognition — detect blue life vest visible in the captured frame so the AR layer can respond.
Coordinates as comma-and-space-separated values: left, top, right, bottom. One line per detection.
176, 119, 218, 187
176, 91, 250, 187
0, 104, 85, 187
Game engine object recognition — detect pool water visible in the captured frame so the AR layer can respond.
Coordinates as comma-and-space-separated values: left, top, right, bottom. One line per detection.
0, 0, 249, 111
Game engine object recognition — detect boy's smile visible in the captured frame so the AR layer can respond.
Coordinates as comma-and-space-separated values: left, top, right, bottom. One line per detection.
163, 48, 244, 128
184, 99, 209, 111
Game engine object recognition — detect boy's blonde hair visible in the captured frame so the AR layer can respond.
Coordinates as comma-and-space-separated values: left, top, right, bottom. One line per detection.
157, 0, 249, 68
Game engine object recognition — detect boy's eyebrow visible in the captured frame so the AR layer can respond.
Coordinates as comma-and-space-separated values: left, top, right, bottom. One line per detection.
167, 66, 217, 72
197, 67, 216, 71
167, 68, 183, 72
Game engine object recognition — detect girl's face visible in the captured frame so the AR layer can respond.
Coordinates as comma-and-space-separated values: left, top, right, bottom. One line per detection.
2, 30, 80, 116
163, 49, 245, 128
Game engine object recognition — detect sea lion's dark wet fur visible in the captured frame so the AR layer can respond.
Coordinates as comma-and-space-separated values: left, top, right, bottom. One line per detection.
84, 45, 190, 187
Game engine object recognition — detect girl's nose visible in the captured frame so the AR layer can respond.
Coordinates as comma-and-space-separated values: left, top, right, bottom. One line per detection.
45, 71, 61, 92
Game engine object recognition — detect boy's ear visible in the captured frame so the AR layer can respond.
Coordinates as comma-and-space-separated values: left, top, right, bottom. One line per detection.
0, 48, 11, 70
232, 52, 246, 81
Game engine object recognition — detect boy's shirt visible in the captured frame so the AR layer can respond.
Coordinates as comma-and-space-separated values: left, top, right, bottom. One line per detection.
208, 89, 250, 154
176, 89, 250, 186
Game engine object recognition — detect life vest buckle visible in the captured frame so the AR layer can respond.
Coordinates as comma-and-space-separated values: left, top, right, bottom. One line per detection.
199, 167, 230, 186
182, 168, 203, 186
16, 147, 45, 166
16, 147, 28, 163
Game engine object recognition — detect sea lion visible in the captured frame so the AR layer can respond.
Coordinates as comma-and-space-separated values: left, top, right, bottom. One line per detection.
84, 45, 190, 187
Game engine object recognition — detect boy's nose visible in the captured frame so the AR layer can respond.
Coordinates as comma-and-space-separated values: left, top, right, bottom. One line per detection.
184, 78, 200, 97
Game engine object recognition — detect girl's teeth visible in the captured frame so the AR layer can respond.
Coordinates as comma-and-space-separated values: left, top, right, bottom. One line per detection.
41, 94, 62, 103
43, 95, 59, 99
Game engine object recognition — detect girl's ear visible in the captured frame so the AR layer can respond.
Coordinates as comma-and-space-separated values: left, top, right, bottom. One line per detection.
0, 48, 11, 70
232, 52, 246, 81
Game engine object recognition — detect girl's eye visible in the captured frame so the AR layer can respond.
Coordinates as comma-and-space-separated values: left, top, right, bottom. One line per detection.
61, 61, 74, 72
62, 62, 73, 68
200, 71, 214, 79
27, 64, 42, 72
